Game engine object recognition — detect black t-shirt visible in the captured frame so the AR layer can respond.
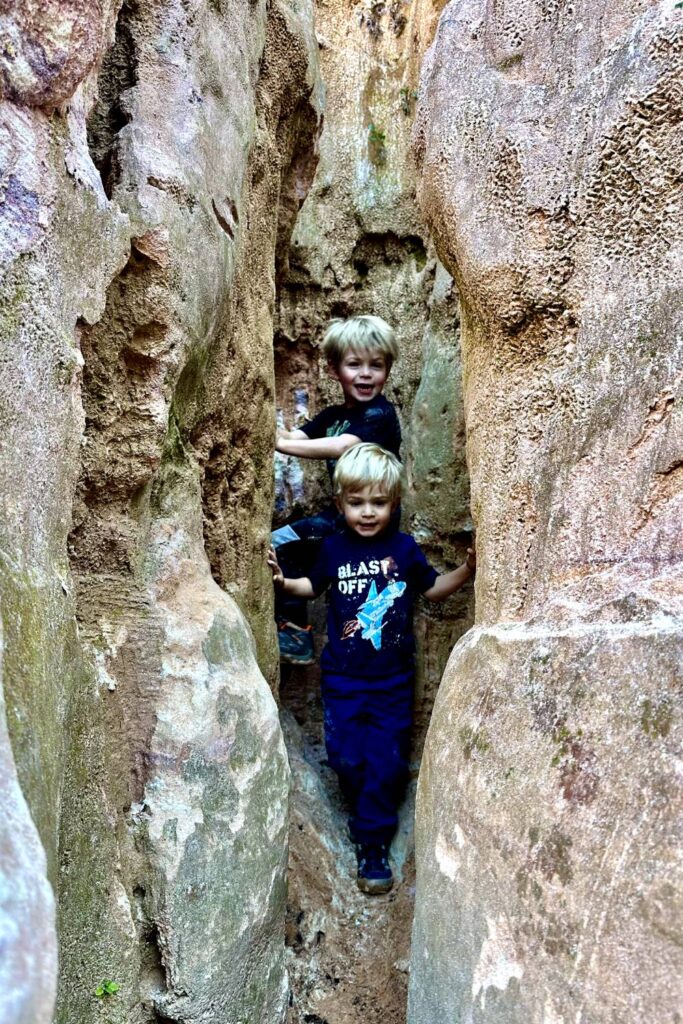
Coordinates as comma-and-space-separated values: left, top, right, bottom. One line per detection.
300, 394, 401, 477
308, 527, 438, 679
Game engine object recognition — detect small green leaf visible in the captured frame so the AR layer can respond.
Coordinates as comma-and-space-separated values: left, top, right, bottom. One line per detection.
94, 979, 120, 999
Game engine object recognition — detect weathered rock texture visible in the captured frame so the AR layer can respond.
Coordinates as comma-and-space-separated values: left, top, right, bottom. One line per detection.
0, 1, 321, 1022
0, 620, 57, 1024
410, 3, 683, 1022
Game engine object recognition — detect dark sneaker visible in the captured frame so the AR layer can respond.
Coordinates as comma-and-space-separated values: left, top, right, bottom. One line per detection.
277, 621, 315, 665
356, 843, 393, 894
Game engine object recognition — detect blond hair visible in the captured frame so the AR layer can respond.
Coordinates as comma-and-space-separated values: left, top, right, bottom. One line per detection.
322, 315, 398, 369
333, 443, 403, 501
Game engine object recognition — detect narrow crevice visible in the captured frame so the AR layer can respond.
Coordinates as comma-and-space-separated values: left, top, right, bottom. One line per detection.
86, 0, 139, 198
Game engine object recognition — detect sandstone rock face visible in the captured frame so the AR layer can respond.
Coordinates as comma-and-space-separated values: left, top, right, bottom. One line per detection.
0, 2, 321, 1022
0, 622, 57, 1024
410, 3, 683, 1022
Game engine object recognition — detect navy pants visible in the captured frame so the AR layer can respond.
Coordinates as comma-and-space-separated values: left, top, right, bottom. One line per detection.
322, 671, 414, 844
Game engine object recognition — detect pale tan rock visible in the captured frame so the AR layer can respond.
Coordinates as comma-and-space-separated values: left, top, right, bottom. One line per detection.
0, 0, 119, 107
1, 2, 321, 1023
0, 619, 57, 1024
410, 2, 683, 1022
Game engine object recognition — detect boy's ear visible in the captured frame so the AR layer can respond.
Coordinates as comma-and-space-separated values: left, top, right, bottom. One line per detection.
326, 359, 340, 381
334, 494, 344, 513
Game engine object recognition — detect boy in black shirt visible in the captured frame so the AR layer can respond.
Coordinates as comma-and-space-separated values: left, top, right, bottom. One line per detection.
268, 443, 475, 893
273, 316, 401, 664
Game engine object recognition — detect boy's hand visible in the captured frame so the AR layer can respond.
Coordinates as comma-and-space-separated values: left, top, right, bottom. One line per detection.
466, 543, 476, 573
341, 618, 360, 639
267, 546, 285, 589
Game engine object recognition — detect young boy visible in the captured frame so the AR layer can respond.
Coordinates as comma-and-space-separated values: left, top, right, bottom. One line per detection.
273, 315, 401, 665
268, 443, 476, 894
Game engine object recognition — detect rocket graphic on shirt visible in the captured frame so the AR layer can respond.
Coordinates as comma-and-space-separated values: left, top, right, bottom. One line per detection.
356, 578, 407, 650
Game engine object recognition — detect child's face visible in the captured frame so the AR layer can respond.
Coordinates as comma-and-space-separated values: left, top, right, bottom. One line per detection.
328, 348, 389, 406
338, 484, 396, 539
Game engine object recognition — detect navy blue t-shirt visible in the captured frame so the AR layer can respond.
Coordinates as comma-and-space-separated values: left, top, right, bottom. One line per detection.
300, 394, 401, 478
308, 527, 438, 679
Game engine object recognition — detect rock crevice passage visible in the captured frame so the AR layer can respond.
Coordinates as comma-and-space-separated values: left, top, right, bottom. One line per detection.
1, 1, 681, 1024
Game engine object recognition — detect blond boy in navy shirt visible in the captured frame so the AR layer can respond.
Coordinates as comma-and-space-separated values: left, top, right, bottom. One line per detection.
269, 443, 475, 893
273, 316, 401, 664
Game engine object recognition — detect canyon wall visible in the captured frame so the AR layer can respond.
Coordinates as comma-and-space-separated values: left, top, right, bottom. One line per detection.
0, 2, 321, 1022
410, 2, 683, 1022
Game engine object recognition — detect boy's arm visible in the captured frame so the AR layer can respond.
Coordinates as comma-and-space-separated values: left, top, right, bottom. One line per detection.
276, 426, 310, 442
267, 547, 317, 599
275, 433, 362, 459
422, 547, 476, 603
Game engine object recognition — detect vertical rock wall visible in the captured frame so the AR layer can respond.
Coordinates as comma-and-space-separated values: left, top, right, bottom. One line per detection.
0, 2, 321, 1022
410, 3, 683, 1022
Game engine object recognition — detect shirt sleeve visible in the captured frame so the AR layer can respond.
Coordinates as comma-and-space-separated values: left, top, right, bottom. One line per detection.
299, 407, 330, 439
353, 401, 401, 452
407, 538, 439, 594
307, 540, 333, 596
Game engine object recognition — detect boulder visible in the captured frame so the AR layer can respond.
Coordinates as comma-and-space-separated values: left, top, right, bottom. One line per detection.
409, 3, 683, 1022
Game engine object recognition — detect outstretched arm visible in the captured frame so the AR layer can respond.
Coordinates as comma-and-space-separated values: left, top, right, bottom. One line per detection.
267, 547, 317, 599
423, 546, 476, 603
277, 427, 310, 442
275, 432, 362, 459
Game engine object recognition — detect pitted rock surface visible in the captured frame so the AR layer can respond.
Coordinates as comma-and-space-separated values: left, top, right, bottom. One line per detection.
410, 3, 683, 1022
1, 1, 321, 1022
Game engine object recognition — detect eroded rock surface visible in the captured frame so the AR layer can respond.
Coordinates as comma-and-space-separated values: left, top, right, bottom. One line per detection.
410, 3, 683, 1022
0, 1, 321, 1022
0, 621, 57, 1024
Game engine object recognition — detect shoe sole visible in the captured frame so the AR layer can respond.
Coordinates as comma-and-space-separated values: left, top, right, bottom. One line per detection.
280, 654, 315, 666
357, 876, 393, 895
